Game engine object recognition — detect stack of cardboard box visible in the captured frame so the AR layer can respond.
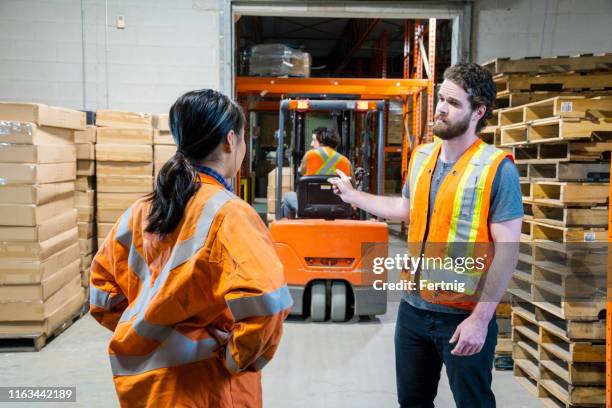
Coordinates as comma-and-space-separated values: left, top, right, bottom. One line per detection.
74, 124, 96, 290
0, 103, 87, 345
153, 113, 175, 177
267, 166, 294, 222
95, 110, 153, 248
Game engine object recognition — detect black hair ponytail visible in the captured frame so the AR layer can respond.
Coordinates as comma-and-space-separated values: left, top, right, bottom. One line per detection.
146, 89, 245, 236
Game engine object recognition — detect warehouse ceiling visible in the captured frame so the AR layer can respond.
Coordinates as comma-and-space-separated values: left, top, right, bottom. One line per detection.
237, 16, 451, 78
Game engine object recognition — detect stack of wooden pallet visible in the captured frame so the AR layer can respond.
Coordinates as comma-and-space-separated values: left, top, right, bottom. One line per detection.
482, 54, 612, 148
496, 93, 611, 406
95, 110, 154, 248
0, 103, 88, 351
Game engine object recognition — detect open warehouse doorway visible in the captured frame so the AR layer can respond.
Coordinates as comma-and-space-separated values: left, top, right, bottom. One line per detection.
226, 2, 471, 218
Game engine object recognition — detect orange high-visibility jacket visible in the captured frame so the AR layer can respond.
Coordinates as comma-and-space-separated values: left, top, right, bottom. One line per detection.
303, 146, 351, 176
406, 139, 512, 310
90, 173, 293, 408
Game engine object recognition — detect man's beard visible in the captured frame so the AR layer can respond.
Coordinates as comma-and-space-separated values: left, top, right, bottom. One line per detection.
432, 112, 471, 140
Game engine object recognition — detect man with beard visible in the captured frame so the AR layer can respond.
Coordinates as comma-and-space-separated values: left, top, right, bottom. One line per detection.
329, 62, 523, 407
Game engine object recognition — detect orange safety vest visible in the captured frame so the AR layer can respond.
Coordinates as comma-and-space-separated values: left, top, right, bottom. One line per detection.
406, 139, 512, 310
304, 146, 351, 176
89, 174, 292, 408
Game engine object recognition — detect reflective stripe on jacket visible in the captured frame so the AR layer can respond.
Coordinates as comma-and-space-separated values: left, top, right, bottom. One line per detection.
406, 139, 511, 310
90, 173, 292, 407
304, 146, 351, 176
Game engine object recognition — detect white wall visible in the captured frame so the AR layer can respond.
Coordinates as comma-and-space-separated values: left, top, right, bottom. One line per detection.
0, 0, 221, 114
1, 0, 611, 113
473, 0, 612, 64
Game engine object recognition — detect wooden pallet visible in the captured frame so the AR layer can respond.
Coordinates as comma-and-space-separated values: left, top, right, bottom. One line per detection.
537, 141, 612, 163
532, 182, 609, 206
539, 365, 605, 407
531, 221, 607, 245
532, 242, 607, 276
528, 118, 612, 145
539, 384, 605, 408
535, 307, 606, 342
0, 305, 87, 352
498, 96, 612, 126
484, 54, 612, 75
496, 73, 612, 95
500, 123, 528, 146
526, 162, 609, 182
521, 181, 533, 201
521, 218, 534, 241
531, 204, 608, 227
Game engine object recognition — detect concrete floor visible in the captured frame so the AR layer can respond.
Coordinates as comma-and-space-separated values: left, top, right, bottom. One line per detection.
0, 230, 542, 408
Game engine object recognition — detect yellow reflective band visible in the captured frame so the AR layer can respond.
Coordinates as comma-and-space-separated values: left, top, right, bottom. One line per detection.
410, 148, 436, 212
446, 143, 488, 243
468, 150, 505, 242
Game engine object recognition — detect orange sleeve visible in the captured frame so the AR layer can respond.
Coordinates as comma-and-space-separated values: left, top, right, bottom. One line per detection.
215, 201, 292, 374
89, 222, 129, 332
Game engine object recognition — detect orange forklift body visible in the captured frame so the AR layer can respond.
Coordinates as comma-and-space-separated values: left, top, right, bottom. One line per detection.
270, 219, 388, 317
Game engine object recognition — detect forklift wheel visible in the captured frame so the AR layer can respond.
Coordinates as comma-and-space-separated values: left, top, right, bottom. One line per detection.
310, 282, 327, 322
330, 281, 347, 322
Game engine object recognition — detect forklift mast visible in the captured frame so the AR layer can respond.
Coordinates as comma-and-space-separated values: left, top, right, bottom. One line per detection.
276, 99, 385, 220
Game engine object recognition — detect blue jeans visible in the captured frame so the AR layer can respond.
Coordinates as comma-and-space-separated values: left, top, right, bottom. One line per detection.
394, 300, 497, 408
282, 191, 297, 218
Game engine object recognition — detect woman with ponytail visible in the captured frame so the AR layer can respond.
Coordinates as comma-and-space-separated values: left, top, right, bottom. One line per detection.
89, 89, 293, 408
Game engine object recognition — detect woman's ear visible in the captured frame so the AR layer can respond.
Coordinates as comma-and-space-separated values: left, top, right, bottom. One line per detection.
224, 130, 236, 153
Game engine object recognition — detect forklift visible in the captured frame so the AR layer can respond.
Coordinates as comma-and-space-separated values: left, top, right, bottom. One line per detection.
269, 99, 389, 322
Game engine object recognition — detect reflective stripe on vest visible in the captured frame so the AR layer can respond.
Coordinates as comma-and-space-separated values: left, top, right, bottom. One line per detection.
107, 189, 292, 376
408, 143, 437, 213
315, 147, 342, 175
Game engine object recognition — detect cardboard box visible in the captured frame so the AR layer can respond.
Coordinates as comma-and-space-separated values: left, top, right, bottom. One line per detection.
77, 221, 94, 239
81, 267, 90, 288
0, 242, 79, 285
97, 192, 143, 209
76, 143, 95, 160
76, 160, 95, 176
97, 222, 114, 239
0, 275, 82, 321
0, 227, 78, 261
97, 176, 153, 193
79, 238, 93, 254
0, 209, 77, 242
154, 114, 170, 131
97, 162, 153, 177
80, 252, 93, 271
74, 126, 96, 143
0, 144, 76, 164
75, 176, 94, 192
0, 259, 80, 302
75, 190, 94, 207
0, 182, 74, 205
267, 167, 295, 190
75, 205, 94, 223
153, 130, 174, 145
96, 127, 153, 145
267, 186, 291, 213
0, 122, 74, 145
0, 162, 75, 185
0, 102, 86, 130
96, 109, 153, 128
95, 143, 152, 162
0, 196, 74, 226
0, 286, 85, 335
154, 145, 175, 165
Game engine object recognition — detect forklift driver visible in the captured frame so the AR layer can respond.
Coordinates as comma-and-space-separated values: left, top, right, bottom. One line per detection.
281, 127, 351, 218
